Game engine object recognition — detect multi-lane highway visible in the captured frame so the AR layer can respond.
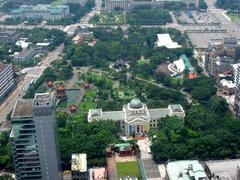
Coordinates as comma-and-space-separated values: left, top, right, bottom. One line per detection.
0, 44, 64, 125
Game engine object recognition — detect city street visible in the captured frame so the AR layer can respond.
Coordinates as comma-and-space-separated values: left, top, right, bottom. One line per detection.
0, 44, 64, 126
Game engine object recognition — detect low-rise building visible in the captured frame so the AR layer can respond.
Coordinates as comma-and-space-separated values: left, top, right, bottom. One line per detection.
105, 0, 129, 11
89, 168, 107, 180
156, 34, 182, 49
219, 79, 235, 96
206, 159, 240, 180
71, 153, 88, 180
0, 64, 14, 101
166, 160, 207, 180
13, 49, 35, 63
88, 98, 185, 135
11, 4, 70, 21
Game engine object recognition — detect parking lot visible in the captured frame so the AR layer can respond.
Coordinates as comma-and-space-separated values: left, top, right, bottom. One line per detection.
176, 11, 219, 25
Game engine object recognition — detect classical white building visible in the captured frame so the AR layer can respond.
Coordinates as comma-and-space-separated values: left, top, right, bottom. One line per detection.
88, 98, 185, 135
0, 64, 14, 101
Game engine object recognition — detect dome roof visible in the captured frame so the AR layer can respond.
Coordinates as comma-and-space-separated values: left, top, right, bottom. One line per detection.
129, 98, 142, 109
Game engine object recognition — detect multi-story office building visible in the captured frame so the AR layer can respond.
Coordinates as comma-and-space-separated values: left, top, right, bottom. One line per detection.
105, 0, 199, 11
64, 0, 87, 7
10, 93, 62, 180
0, 64, 14, 102
205, 38, 240, 78
11, 5, 70, 21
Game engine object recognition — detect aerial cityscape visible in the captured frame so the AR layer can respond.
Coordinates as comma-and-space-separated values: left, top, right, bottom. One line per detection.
0, 0, 240, 179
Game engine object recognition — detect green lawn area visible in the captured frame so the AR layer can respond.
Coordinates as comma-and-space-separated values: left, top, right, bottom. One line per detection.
116, 161, 141, 179
227, 13, 240, 21
51, 0, 63, 5
85, 88, 97, 100
91, 12, 124, 25
78, 101, 96, 111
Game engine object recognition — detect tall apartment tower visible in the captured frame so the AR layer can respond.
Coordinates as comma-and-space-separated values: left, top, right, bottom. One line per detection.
234, 65, 240, 117
10, 93, 62, 180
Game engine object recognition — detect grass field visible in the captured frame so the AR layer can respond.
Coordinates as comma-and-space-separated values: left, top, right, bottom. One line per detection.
227, 13, 240, 21
91, 12, 124, 25
116, 161, 141, 178
51, 0, 63, 5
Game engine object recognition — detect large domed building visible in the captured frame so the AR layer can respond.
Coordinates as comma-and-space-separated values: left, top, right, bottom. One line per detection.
88, 98, 185, 135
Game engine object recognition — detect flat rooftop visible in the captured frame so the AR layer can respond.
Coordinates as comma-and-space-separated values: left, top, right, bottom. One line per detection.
206, 159, 240, 180
12, 99, 33, 117
33, 93, 53, 106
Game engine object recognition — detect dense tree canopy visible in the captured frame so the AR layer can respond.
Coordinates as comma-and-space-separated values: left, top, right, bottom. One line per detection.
57, 113, 121, 169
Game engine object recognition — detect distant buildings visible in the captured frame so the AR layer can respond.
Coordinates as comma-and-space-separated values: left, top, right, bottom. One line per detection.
64, 0, 87, 7
11, 5, 70, 21
156, 34, 182, 49
0, 64, 14, 101
166, 160, 207, 180
88, 98, 185, 135
205, 38, 240, 79
10, 93, 62, 180
105, 0, 199, 11
71, 153, 88, 180
13, 49, 35, 63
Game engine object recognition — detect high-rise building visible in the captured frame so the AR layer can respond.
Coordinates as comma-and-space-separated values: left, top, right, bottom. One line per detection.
234, 65, 240, 117
10, 93, 62, 180
0, 64, 14, 102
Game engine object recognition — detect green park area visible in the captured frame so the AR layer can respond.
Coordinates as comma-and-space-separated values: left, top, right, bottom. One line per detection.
116, 161, 141, 179
90, 12, 124, 25
227, 13, 240, 21
51, 0, 63, 5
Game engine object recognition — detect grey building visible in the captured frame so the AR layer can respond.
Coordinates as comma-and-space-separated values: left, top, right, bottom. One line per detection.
0, 64, 14, 101
105, 0, 199, 11
88, 98, 185, 135
0, 29, 20, 43
10, 93, 62, 180
13, 49, 35, 63
11, 5, 70, 21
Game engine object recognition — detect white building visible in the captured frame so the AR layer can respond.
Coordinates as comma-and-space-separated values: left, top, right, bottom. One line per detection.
11, 5, 70, 21
206, 159, 240, 180
166, 160, 207, 180
156, 34, 182, 49
173, 58, 186, 73
0, 64, 14, 101
105, 0, 129, 11
71, 153, 88, 179
88, 98, 185, 135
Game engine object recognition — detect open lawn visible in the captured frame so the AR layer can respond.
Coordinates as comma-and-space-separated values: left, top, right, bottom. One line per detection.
116, 161, 141, 179
227, 13, 240, 21
91, 12, 124, 25
51, 0, 63, 5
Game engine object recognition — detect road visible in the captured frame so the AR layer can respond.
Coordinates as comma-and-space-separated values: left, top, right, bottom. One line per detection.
0, 44, 64, 126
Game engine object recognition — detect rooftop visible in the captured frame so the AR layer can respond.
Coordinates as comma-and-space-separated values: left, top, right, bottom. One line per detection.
12, 99, 33, 117
71, 153, 87, 172
166, 160, 207, 180
33, 93, 53, 106
206, 159, 240, 180
156, 34, 182, 49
